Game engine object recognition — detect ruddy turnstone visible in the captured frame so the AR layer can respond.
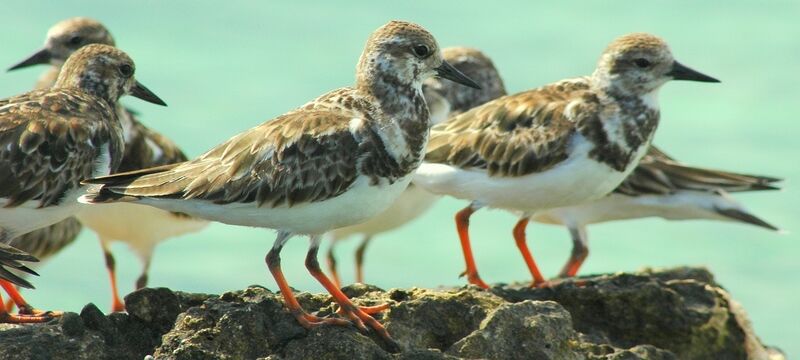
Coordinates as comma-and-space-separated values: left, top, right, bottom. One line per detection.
532, 146, 781, 278
80, 21, 479, 345
8, 17, 208, 312
0, 43, 165, 322
325, 46, 507, 286
414, 33, 719, 288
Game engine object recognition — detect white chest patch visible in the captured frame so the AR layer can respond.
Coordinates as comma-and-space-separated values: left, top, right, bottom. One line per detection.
93, 143, 113, 177
413, 133, 646, 213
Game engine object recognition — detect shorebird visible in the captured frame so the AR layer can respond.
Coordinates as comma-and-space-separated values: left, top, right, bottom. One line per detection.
532, 147, 781, 278
325, 46, 506, 286
414, 33, 720, 288
8, 17, 208, 312
0, 43, 165, 322
80, 21, 479, 345
330, 46, 778, 286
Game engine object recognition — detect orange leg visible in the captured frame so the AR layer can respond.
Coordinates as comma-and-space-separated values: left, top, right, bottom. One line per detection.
1, 280, 34, 314
354, 235, 372, 284
455, 205, 489, 289
561, 253, 588, 278
512, 218, 546, 287
305, 236, 396, 347
0, 292, 53, 324
325, 243, 342, 288
0, 280, 59, 319
102, 248, 126, 312
4, 297, 14, 312
267, 232, 350, 329
558, 226, 589, 278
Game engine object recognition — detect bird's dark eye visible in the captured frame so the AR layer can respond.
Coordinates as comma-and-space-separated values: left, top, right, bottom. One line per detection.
118, 64, 133, 77
633, 58, 652, 68
413, 44, 430, 58
68, 36, 83, 46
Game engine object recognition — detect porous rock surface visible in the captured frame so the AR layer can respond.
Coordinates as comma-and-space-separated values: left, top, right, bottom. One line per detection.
0, 267, 785, 360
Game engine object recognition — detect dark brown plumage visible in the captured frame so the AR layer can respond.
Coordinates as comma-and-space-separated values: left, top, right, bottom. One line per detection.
424, 78, 647, 177
0, 243, 39, 289
615, 146, 781, 196
0, 87, 120, 208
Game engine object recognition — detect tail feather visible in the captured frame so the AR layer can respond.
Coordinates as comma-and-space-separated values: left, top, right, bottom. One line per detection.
81, 163, 180, 186
655, 162, 782, 192
80, 162, 187, 204
714, 207, 781, 232
0, 243, 40, 289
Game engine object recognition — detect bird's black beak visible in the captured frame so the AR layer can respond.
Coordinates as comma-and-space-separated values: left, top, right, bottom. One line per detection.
667, 61, 720, 83
435, 60, 481, 89
130, 81, 167, 106
8, 48, 52, 71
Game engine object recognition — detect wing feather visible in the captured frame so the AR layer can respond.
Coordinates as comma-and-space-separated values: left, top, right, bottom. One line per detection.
614, 145, 781, 196
86, 110, 363, 208
0, 89, 121, 208
425, 79, 594, 177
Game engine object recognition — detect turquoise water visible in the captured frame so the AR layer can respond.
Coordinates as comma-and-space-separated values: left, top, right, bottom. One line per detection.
2, 0, 798, 355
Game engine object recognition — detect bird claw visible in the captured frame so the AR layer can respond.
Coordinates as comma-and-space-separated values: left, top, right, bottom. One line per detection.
17, 306, 62, 318
335, 302, 390, 317
295, 311, 352, 329
0, 311, 56, 324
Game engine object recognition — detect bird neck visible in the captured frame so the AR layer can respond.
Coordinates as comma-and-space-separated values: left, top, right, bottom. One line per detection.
355, 69, 431, 169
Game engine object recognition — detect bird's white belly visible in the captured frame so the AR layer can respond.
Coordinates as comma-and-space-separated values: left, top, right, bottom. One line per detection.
0, 188, 85, 241
414, 135, 649, 213
76, 202, 208, 253
136, 175, 413, 235
328, 183, 440, 241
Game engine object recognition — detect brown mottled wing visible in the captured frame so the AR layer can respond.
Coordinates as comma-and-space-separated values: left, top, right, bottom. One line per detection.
425, 80, 593, 177
117, 110, 189, 172
614, 145, 781, 196
0, 242, 39, 289
8, 217, 82, 261
0, 89, 121, 207
87, 110, 362, 208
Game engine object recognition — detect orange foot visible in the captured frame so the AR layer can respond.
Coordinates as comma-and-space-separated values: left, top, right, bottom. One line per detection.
531, 279, 559, 288
17, 305, 63, 318
292, 310, 352, 329
0, 310, 55, 324
111, 298, 125, 313
337, 302, 391, 317
460, 270, 490, 289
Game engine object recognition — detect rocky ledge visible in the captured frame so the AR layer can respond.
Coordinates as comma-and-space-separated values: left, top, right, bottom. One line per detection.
0, 267, 785, 360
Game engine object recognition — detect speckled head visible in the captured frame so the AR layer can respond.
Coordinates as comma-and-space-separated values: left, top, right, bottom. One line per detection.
594, 33, 719, 96
54, 44, 165, 106
8, 17, 114, 71
356, 21, 480, 93
423, 47, 507, 115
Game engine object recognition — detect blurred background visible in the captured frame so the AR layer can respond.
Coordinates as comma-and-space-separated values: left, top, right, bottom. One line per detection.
2, 0, 797, 356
